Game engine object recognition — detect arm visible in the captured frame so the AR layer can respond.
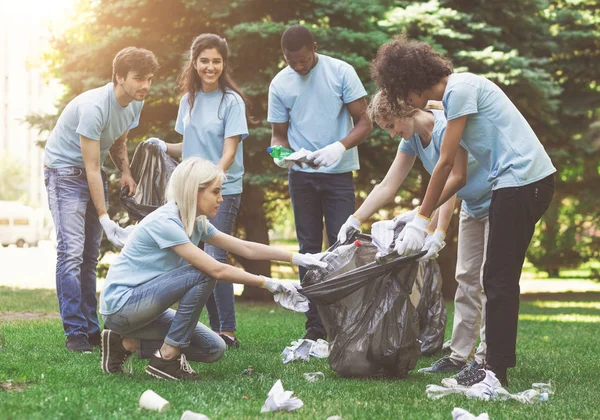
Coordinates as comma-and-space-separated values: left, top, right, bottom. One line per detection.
435, 194, 456, 233
173, 242, 265, 287
109, 130, 136, 196
217, 136, 240, 172
270, 122, 290, 149
206, 232, 292, 263
166, 142, 183, 158
81, 136, 108, 217
419, 115, 468, 218
339, 97, 373, 150
354, 150, 417, 222
436, 146, 468, 209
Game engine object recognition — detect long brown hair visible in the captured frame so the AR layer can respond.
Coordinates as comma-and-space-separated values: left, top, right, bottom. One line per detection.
177, 34, 255, 123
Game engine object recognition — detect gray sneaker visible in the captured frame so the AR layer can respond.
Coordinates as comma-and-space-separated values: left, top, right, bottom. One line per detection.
441, 360, 485, 388
418, 355, 465, 373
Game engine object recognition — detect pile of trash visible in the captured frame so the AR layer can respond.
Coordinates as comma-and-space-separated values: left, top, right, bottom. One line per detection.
281, 338, 329, 364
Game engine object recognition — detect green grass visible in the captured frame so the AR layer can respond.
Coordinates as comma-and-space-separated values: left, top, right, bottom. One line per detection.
1, 288, 599, 419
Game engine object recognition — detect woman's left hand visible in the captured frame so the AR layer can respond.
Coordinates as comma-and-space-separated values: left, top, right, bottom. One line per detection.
291, 252, 329, 269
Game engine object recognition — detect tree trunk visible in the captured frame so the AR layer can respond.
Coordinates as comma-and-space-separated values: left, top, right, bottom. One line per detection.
235, 183, 273, 300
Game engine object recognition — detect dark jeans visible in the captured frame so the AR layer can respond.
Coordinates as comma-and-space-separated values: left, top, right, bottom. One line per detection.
204, 194, 241, 332
288, 170, 356, 336
483, 174, 554, 369
44, 166, 107, 339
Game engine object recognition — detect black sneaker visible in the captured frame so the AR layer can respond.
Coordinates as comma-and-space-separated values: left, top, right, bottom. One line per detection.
145, 351, 201, 381
418, 355, 465, 373
219, 334, 240, 349
302, 330, 327, 342
101, 330, 133, 374
65, 335, 93, 353
441, 359, 483, 387
88, 331, 102, 347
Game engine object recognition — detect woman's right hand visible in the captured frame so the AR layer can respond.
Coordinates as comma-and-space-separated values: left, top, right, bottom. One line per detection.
337, 214, 361, 243
260, 277, 309, 313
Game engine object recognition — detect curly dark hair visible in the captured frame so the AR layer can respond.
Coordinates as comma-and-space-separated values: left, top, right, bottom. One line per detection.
371, 36, 453, 112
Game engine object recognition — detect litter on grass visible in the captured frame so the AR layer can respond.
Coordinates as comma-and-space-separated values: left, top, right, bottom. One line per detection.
426, 370, 553, 404
281, 339, 329, 364
452, 408, 490, 420
303, 372, 325, 382
260, 380, 303, 413
180, 411, 210, 420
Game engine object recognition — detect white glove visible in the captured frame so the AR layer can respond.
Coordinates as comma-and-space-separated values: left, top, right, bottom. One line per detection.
99, 215, 129, 248
145, 137, 167, 153
337, 215, 361, 243
260, 277, 309, 312
417, 229, 446, 262
273, 157, 295, 169
307, 142, 346, 168
394, 213, 430, 256
389, 208, 419, 232
291, 252, 328, 269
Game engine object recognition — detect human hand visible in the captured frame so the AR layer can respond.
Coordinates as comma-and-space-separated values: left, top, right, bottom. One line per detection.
119, 173, 137, 196
291, 252, 329, 269
99, 215, 129, 248
306, 142, 346, 168
394, 213, 430, 256
145, 137, 167, 153
337, 215, 361, 243
417, 229, 446, 262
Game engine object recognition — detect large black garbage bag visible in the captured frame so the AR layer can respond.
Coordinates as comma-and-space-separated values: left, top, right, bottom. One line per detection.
120, 141, 178, 221
413, 260, 446, 355
301, 234, 424, 378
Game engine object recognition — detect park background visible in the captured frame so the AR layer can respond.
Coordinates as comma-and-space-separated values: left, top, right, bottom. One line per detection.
0, 0, 599, 418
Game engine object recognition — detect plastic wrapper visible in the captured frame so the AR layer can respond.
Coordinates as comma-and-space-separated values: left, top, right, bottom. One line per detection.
301, 233, 423, 378
452, 408, 490, 420
281, 339, 329, 364
260, 380, 303, 413
120, 141, 179, 221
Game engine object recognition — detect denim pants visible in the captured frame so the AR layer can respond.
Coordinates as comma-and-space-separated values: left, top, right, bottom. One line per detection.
449, 211, 489, 365
484, 174, 554, 369
203, 193, 241, 332
102, 265, 226, 362
44, 166, 107, 339
288, 171, 356, 336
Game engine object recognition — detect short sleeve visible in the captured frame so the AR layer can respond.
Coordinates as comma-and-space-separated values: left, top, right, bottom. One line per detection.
175, 96, 187, 135
197, 219, 219, 242
128, 101, 144, 130
76, 102, 105, 141
443, 82, 479, 121
146, 217, 191, 249
399, 137, 418, 155
267, 83, 289, 123
341, 64, 367, 104
224, 95, 249, 142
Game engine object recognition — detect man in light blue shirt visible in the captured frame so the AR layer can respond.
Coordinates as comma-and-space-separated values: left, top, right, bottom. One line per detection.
43, 47, 158, 353
268, 25, 372, 341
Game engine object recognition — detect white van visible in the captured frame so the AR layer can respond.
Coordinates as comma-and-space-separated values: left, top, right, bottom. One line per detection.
0, 201, 49, 247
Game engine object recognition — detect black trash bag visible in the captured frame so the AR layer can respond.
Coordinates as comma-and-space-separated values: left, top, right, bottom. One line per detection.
301, 234, 424, 378
120, 141, 178, 221
413, 260, 446, 355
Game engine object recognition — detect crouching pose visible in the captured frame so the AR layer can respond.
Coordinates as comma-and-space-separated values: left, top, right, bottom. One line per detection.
99, 157, 325, 380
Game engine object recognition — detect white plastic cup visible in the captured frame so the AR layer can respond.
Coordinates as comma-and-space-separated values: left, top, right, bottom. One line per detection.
180, 410, 210, 420
139, 390, 170, 413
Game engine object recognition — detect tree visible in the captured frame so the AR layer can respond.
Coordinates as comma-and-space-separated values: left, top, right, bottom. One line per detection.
0, 154, 29, 201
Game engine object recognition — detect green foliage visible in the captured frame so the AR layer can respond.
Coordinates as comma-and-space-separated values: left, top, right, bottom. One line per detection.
0, 154, 29, 202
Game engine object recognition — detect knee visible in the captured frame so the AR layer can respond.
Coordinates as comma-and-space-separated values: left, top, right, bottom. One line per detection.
205, 335, 226, 363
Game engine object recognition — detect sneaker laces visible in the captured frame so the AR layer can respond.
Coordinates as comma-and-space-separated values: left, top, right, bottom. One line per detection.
179, 354, 196, 375
433, 355, 451, 368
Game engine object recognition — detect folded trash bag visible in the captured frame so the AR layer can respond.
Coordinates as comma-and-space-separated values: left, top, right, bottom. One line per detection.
120, 141, 178, 221
301, 233, 424, 378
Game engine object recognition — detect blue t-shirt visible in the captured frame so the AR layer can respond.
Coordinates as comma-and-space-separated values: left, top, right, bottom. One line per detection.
175, 89, 249, 195
100, 201, 218, 315
44, 83, 143, 168
442, 73, 556, 189
399, 110, 492, 219
267, 54, 367, 174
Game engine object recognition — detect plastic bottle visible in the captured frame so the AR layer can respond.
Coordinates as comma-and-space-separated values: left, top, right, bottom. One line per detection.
267, 146, 294, 159
321, 240, 363, 275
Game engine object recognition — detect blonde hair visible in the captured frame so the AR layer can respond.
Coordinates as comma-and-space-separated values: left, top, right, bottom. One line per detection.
166, 157, 226, 236
367, 90, 443, 124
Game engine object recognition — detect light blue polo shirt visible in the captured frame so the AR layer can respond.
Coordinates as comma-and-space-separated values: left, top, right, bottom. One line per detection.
400, 110, 492, 219
442, 72, 556, 190
100, 201, 219, 315
175, 89, 249, 195
44, 83, 143, 168
267, 54, 367, 174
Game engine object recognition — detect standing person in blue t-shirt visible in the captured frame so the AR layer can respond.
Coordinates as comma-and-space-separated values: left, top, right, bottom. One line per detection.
44, 47, 159, 353
99, 157, 327, 381
267, 25, 373, 342
147, 34, 251, 349
372, 37, 556, 387
343, 92, 493, 378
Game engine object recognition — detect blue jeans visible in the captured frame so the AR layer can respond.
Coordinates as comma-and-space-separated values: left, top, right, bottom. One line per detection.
288, 171, 356, 336
44, 166, 107, 339
102, 265, 226, 362
204, 194, 241, 332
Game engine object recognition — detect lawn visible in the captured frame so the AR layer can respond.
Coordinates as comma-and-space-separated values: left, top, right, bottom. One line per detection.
1, 287, 599, 419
